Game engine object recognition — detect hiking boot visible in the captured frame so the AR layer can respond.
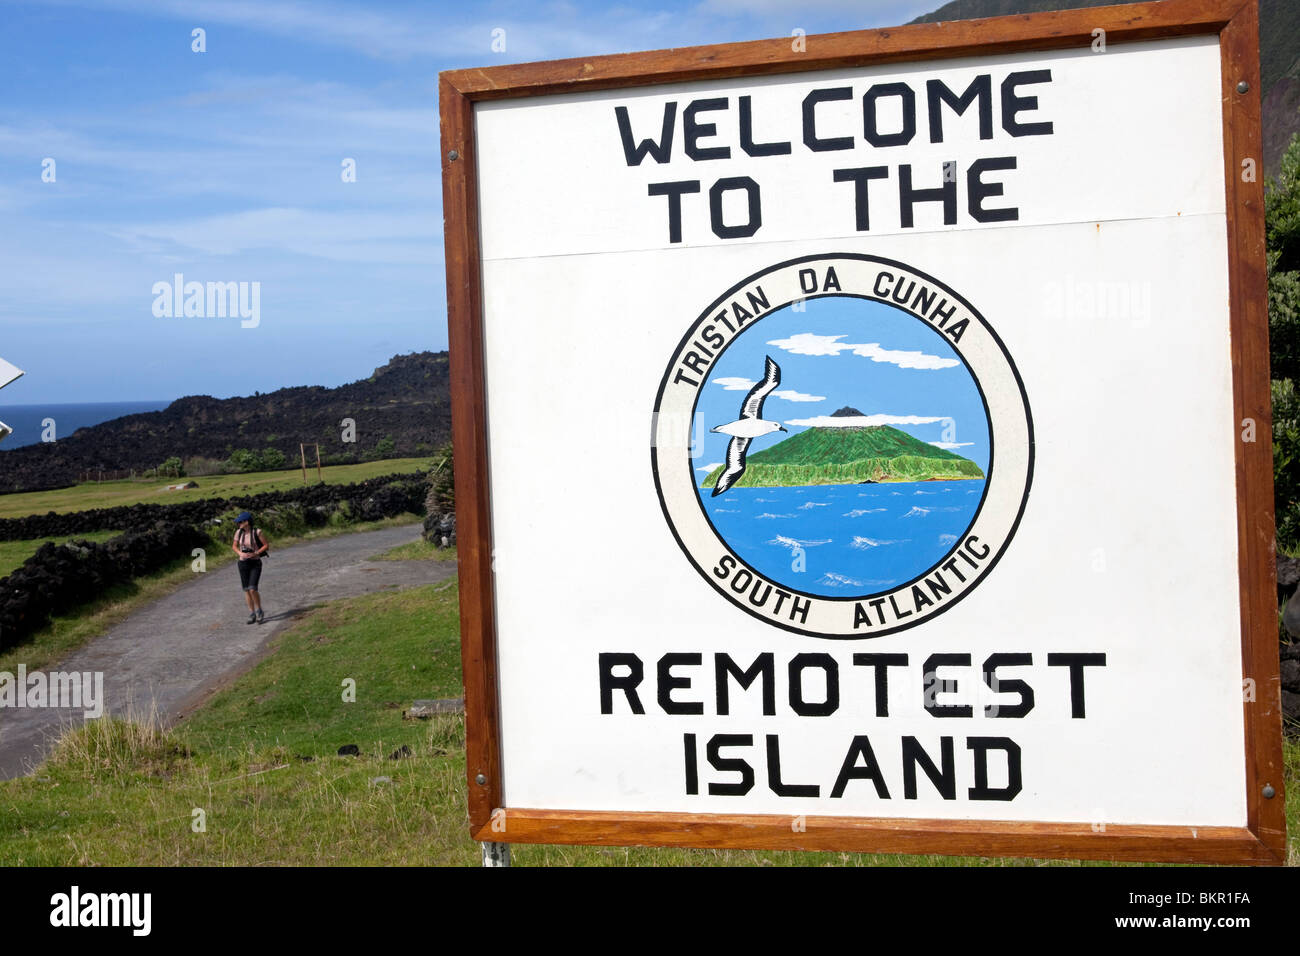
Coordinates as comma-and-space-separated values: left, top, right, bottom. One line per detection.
247, 612, 257, 624
256, 609, 265, 624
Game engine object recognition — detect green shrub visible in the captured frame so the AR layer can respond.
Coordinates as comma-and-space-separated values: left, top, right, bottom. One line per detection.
226, 448, 262, 473
1269, 134, 1300, 550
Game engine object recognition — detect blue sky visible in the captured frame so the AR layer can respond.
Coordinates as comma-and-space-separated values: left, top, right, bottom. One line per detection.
691, 296, 990, 488
0, 0, 944, 404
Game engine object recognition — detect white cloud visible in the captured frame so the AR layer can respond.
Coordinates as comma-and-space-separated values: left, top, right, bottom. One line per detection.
696, 462, 723, 472
772, 389, 824, 402
784, 414, 946, 428
107, 207, 438, 263
767, 333, 958, 370
714, 377, 755, 391
929, 441, 973, 449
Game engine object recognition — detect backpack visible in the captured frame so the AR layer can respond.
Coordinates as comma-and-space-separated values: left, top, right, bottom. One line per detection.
242, 526, 270, 558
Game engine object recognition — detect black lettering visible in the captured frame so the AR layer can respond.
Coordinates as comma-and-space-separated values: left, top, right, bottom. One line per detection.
1047, 653, 1106, 718
983, 653, 1034, 718
599, 652, 645, 714
968, 156, 1019, 223
684, 733, 698, 795
926, 75, 993, 142
853, 653, 908, 717
833, 166, 890, 231
890, 277, 915, 305
767, 735, 819, 797
684, 97, 730, 161
898, 164, 957, 228
802, 87, 854, 152
648, 180, 701, 243
707, 734, 755, 796
925, 571, 952, 601
615, 102, 677, 165
709, 176, 762, 239
739, 95, 792, 156
1001, 70, 1054, 137
713, 554, 736, 579
715, 652, 776, 716
902, 736, 956, 799
923, 652, 972, 718
682, 351, 708, 375
967, 737, 1023, 801
862, 82, 916, 147
888, 593, 913, 619
830, 736, 890, 799
789, 653, 839, 716
658, 652, 703, 715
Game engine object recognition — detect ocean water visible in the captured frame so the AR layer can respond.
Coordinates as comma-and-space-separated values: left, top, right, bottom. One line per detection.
0, 401, 169, 449
698, 480, 987, 597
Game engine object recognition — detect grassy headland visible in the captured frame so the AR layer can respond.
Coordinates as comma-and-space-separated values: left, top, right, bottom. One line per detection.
0, 457, 434, 519
702, 425, 983, 489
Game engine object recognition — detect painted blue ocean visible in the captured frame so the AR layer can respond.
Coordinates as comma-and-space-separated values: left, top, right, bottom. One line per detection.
698, 480, 987, 597
0, 401, 169, 448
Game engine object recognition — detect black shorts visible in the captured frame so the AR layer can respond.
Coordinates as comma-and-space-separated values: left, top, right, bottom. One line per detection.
238, 558, 263, 591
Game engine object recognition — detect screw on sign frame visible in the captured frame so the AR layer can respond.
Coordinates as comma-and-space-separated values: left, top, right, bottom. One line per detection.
439, 0, 1285, 865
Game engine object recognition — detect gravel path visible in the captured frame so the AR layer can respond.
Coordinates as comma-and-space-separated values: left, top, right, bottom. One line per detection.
0, 523, 455, 779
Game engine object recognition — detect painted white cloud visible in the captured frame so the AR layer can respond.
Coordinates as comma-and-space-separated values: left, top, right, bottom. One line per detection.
696, 462, 724, 472
930, 441, 974, 450
767, 333, 958, 370
714, 377, 755, 391
772, 389, 825, 402
784, 414, 946, 428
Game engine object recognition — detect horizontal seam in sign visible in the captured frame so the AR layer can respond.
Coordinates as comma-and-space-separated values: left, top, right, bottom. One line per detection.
477, 210, 1228, 263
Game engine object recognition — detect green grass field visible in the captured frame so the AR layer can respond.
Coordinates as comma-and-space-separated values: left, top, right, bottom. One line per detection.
0, 457, 434, 519
2, 567, 1293, 867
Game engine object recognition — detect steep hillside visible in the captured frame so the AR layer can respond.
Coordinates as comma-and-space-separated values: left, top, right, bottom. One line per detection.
0, 352, 452, 494
702, 412, 984, 488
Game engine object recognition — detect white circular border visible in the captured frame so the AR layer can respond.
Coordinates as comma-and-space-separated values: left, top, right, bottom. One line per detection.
651, 254, 1034, 639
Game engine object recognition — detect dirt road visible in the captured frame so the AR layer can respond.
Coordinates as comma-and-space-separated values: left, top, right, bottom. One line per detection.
0, 523, 454, 779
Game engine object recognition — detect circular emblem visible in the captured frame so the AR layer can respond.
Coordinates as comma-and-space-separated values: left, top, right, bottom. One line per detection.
651, 254, 1033, 639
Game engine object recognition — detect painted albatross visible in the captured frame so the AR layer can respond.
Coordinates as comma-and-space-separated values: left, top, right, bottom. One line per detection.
710, 355, 787, 496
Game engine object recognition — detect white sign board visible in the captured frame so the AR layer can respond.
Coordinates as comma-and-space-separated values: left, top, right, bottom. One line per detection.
442, 1, 1284, 863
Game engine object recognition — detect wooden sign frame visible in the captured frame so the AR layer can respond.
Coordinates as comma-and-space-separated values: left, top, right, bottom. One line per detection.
440, 0, 1286, 864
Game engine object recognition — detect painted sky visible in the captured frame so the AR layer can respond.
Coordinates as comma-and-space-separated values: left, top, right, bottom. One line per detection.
691, 296, 991, 482
0, 0, 944, 404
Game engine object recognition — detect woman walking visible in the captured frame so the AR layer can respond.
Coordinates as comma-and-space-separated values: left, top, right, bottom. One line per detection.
232, 511, 270, 624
